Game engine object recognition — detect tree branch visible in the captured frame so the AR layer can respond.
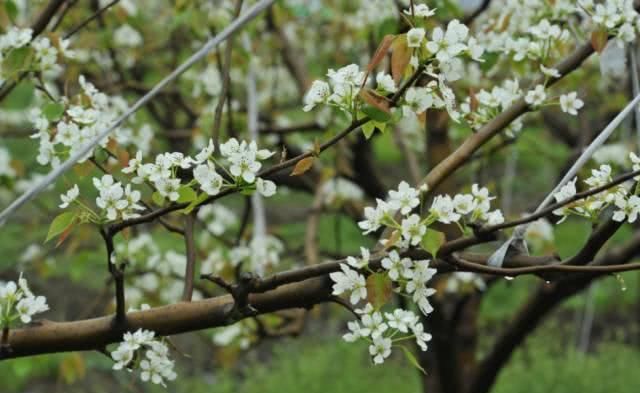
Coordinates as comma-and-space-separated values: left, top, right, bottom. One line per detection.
181, 213, 197, 301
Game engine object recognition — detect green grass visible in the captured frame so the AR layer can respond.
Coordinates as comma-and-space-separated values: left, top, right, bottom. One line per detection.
494, 343, 640, 393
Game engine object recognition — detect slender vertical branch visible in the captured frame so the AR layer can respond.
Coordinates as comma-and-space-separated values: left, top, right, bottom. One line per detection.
212, 0, 244, 147
100, 228, 126, 323
182, 213, 198, 301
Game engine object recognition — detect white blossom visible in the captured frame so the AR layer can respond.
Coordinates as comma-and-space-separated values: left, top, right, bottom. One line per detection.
403, 4, 436, 18
388, 181, 420, 215
559, 92, 584, 115
613, 194, 640, 223
329, 264, 367, 304
256, 178, 277, 197
369, 336, 392, 364
407, 28, 426, 48
430, 195, 460, 224
59, 184, 79, 208
401, 214, 426, 246
525, 84, 546, 107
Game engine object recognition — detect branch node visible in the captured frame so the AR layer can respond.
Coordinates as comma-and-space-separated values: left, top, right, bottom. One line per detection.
202, 272, 260, 322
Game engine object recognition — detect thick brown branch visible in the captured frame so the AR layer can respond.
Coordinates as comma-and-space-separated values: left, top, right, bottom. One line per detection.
419, 41, 595, 195
3, 277, 332, 360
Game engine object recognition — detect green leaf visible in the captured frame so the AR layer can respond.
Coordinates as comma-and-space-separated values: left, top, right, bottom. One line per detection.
362, 121, 376, 139
42, 102, 65, 122
152, 191, 165, 206
93, 147, 108, 163
420, 228, 446, 257
2, 81, 34, 110
362, 120, 387, 139
177, 185, 197, 203
401, 346, 427, 375
362, 106, 391, 122
391, 108, 403, 123
2, 46, 34, 78
480, 52, 499, 72
45, 212, 76, 243
5, 0, 18, 22
182, 192, 209, 214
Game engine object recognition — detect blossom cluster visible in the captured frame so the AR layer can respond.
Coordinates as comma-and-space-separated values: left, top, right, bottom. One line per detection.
343, 304, 432, 364
460, 77, 583, 136
401, 14, 485, 121
30, 76, 150, 168
524, 85, 584, 115
58, 174, 144, 222
303, 10, 490, 130
303, 63, 372, 113
123, 137, 277, 203
0, 27, 75, 82
552, 155, 640, 224
329, 180, 503, 364
461, 79, 524, 135
579, 0, 640, 44
359, 181, 504, 243
110, 329, 176, 387
329, 245, 437, 364
56, 137, 277, 224
0, 275, 49, 327
471, 2, 574, 67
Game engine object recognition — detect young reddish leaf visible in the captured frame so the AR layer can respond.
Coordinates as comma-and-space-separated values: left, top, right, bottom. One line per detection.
122, 227, 131, 240
290, 156, 315, 176
469, 88, 479, 113
117, 149, 130, 168
360, 88, 391, 113
417, 111, 427, 124
383, 230, 401, 250
107, 138, 118, 152
55, 224, 74, 248
366, 273, 393, 308
368, 34, 395, 73
361, 34, 396, 88
498, 13, 512, 33
591, 29, 608, 53
73, 161, 93, 176
391, 35, 411, 83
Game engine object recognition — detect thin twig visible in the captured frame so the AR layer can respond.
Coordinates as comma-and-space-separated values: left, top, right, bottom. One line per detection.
63, 0, 120, 39
480, 167, 640, 234
212, 0, 244, 148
